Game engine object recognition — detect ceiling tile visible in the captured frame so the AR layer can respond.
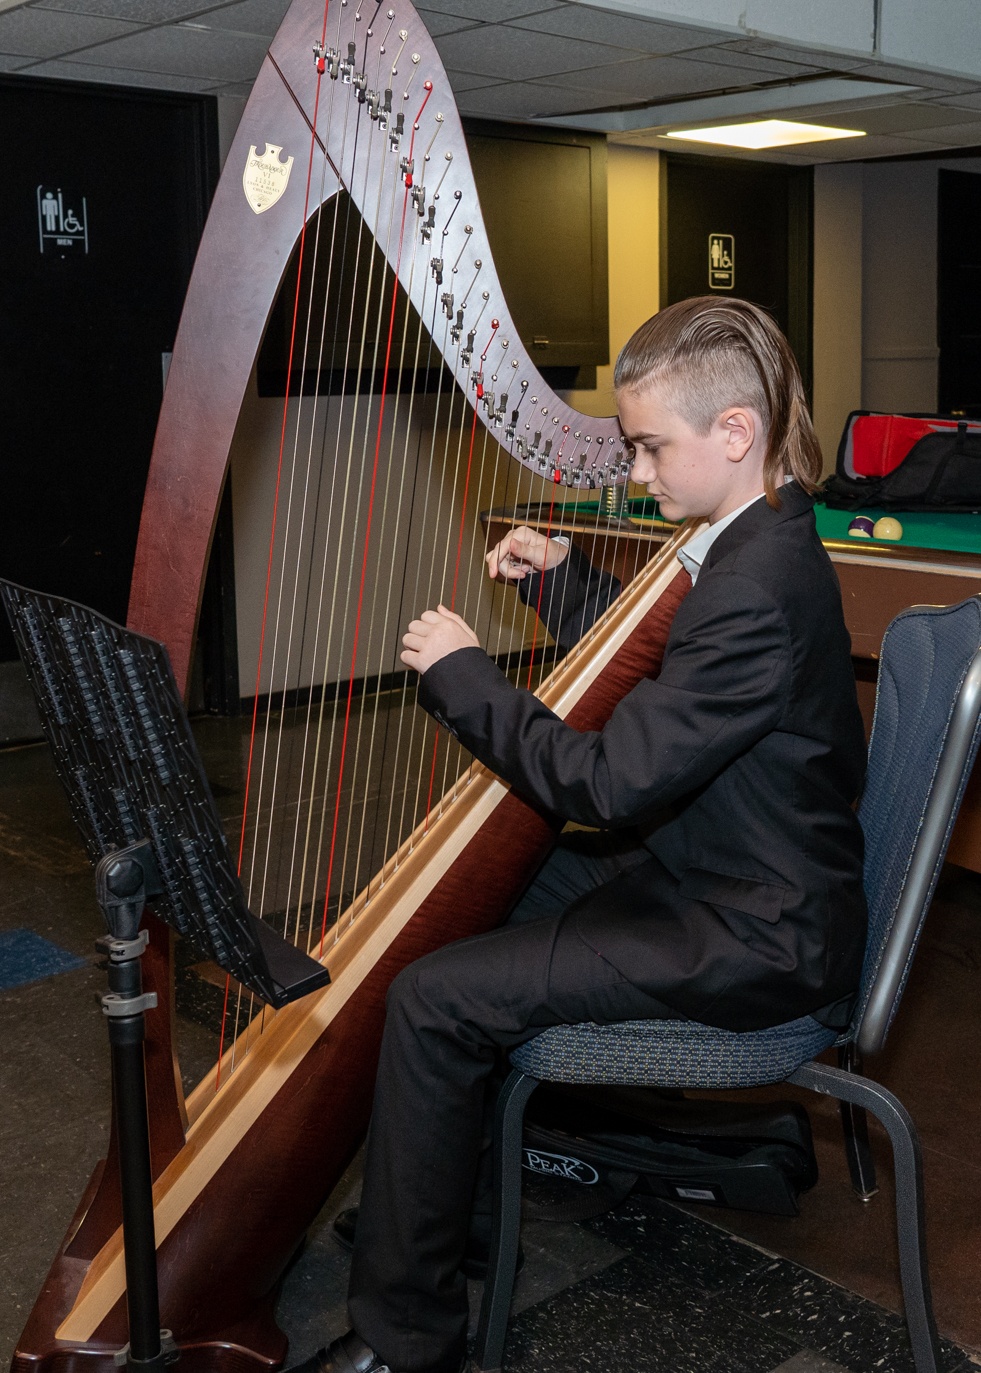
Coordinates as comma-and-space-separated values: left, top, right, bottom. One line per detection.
416, 8, 482, 38
824, 102, 981, 134
509, 6, 718, 55
211, 78, 256, 97
0, 50, 31, 68
539, 53, 771, 103
456, 77, 625, 118
59, 23, 270, 81
933, 92, 981, 111
191, 0, 292, 39
30, 0, 221, 20
902, 120, 981, 145
417, 0, 564, 22
445, 69, 507, 92
722, 36, 865, 70
680, 44, 823, 77
432, 23, 636, 81
847, 60, 981, 93
841, 131, 949, 158
0, 7, 140, 58
18, 56, 220, 90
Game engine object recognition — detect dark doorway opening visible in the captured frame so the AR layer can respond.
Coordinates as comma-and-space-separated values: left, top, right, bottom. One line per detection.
661, 154, 813, 395
938, 168, 981, 417
0, 75, 220, 736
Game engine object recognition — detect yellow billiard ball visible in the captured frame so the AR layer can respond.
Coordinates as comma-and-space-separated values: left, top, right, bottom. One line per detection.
872, 517, 904, 541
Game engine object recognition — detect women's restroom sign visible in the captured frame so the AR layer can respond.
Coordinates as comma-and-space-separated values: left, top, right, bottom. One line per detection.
37, 186, 89, 256
709, 233, 734, 290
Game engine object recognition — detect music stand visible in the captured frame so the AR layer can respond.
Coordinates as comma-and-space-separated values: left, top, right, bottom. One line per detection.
0, 580, 331, 1371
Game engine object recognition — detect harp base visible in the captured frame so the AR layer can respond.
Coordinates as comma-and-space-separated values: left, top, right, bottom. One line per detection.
12, 1284, 288, 1373
14, 1159, 288, 1373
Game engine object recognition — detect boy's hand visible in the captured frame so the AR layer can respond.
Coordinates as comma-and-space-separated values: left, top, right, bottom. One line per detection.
401, 605, 480, 674
486, 526, 569, 581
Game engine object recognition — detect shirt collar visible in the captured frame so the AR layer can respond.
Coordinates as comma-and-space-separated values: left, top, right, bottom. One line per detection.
677, 491, 767, 585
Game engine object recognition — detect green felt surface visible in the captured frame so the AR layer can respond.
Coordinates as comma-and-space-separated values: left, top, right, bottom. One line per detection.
813, 504, 981, 555
556, 497, 981, 556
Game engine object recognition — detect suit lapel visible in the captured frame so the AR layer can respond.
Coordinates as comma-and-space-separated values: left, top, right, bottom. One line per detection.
702, 481, 815, 574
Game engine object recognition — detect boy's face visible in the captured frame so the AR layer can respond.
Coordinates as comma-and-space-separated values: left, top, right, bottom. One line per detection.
617, 384, 761, 524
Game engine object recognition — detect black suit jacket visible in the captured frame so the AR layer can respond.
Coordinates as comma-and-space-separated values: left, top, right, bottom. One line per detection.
418, 484, 868, 1032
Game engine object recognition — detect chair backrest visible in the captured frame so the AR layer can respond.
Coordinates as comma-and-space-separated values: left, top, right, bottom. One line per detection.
853, 595, 981, 1056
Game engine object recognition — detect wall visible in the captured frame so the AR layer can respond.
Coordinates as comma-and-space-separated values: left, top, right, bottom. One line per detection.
571, 149, 865, 478
562, 142, 661, 420
861, 161, 939, 414
812, 163, 863, 470
859, 155, 981, 418
228, 380, 555, 697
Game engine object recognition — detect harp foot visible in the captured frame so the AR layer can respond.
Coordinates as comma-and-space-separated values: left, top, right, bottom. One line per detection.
12, 1291, 288, 1373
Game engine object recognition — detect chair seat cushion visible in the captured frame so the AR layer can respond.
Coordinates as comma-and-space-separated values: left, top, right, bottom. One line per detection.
509, 1015, 839, 1089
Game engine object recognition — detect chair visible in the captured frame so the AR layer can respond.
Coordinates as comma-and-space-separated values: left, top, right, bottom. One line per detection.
473, 596, 981, 1373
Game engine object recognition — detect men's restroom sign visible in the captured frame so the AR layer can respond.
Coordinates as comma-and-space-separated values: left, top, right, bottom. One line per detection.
37, 187, 89, 256
709, 233, 734, 290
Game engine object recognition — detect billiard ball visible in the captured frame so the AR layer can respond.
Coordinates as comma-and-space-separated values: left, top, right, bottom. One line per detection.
848, 516, 874, 538
872, 517, 904, 541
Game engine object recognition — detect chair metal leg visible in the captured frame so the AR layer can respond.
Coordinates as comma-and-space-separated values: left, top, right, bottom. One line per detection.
837, 1042, 879, 1200
473, 1070, 540, 1373
789, 1060, 940, 1373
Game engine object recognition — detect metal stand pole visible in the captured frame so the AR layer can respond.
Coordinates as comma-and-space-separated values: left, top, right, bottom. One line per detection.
95, 842, 177, 1373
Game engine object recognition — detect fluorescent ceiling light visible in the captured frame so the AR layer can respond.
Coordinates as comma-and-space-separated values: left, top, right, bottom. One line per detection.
664, 119, 866, 149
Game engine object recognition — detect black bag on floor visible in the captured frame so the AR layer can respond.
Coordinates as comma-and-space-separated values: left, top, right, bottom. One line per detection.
520, 1083, 818, 1220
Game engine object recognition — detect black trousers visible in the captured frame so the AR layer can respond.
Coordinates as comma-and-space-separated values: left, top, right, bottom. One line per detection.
347, 831, 680, 1373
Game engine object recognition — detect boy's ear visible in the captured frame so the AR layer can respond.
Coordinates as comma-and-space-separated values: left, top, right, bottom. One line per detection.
718, 406, 756, 462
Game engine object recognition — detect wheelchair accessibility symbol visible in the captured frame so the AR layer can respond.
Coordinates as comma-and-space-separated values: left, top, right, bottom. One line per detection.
709, 233, 734, 290
37, 186, 89, 256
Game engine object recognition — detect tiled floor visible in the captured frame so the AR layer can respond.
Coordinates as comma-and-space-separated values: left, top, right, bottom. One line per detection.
2, 724, 980, 1373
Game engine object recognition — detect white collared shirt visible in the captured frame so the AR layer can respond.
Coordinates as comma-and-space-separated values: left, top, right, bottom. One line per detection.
677, 491, 768, 585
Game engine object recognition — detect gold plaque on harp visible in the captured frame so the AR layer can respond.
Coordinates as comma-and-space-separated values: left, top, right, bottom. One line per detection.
243, 143, 294, 214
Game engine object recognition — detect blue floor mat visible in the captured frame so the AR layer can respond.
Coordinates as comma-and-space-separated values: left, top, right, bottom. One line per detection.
0, 928, 86, 990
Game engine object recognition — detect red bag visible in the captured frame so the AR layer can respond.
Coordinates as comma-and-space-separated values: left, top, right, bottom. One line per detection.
839, 411, 978, 479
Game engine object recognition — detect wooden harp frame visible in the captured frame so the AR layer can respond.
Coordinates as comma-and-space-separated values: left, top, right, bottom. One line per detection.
13, 3, 696, 1371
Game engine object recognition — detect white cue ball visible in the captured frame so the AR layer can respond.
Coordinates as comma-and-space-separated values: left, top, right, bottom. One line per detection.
872, 517, 904, 541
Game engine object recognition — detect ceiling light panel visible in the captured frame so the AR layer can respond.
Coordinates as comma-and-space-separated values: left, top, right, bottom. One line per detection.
665, 118, 867, 148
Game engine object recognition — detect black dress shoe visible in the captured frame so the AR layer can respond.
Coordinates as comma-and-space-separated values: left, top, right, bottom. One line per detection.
287, 1330, 468, 1373
288, 1331, 391, 1373
331, 1206, 524, 1281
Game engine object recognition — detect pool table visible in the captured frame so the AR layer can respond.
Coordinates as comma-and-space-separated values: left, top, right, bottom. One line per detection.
481, 499, 981, 870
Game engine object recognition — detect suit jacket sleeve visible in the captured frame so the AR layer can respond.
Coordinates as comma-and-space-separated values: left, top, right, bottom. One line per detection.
418, 571, 791, 827
517, 543, 622, 652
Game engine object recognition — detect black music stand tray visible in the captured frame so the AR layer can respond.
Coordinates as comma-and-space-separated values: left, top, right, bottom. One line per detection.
0, 580, 331, 1373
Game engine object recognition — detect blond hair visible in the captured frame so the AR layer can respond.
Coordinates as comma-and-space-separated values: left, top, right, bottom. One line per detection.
613, 297, 822, 507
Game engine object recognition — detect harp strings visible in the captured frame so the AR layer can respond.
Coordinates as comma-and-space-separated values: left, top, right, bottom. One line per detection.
216, 10, 622, 1080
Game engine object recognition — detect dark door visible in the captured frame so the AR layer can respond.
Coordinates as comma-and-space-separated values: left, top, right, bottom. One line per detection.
0, 76, 218, 724
663, 154, 812, 392
938, 169, 981, 416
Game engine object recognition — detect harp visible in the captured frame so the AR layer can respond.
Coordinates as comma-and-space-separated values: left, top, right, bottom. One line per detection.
13, 3, 695, 1371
